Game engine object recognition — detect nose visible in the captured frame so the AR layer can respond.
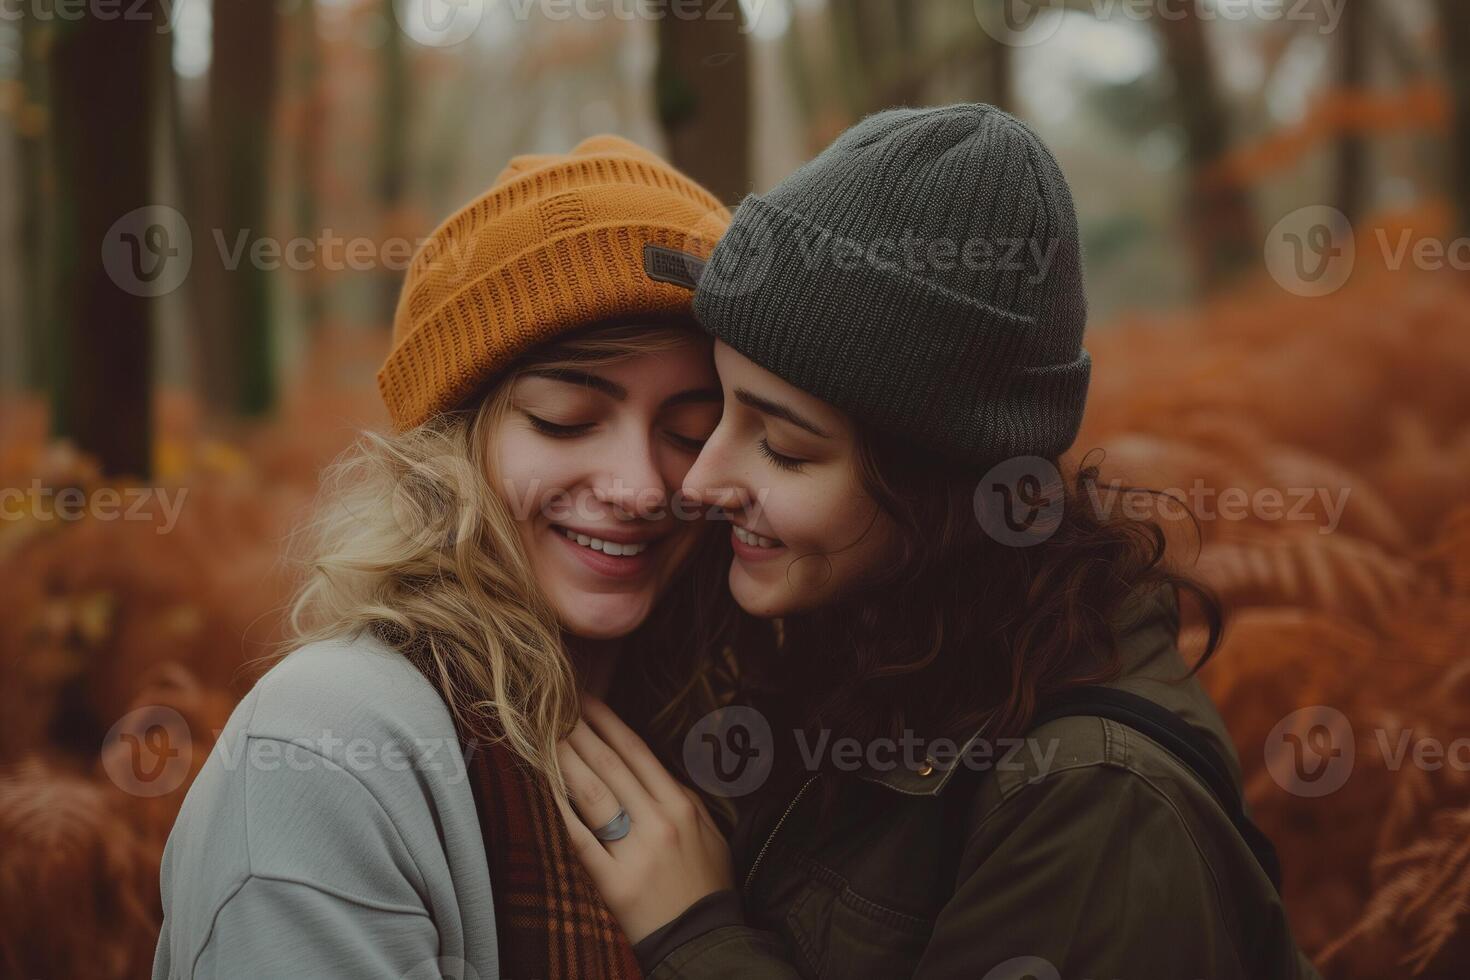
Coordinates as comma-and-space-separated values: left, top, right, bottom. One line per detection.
591, 436, 668, 520
681, 422, 750, 513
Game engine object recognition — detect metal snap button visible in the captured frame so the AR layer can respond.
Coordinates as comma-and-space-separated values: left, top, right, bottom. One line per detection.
917, 757, 935, 777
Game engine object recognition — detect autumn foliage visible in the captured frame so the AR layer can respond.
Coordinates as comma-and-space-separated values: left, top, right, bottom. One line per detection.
2, 242, 1469, 976
1076, 218, 1470, 976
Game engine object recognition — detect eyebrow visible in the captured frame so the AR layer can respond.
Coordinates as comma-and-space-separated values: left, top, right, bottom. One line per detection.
734, 387, 831, 438
524, 368, 722, 409
524, 368, 625, 400
663, 387, 724, 408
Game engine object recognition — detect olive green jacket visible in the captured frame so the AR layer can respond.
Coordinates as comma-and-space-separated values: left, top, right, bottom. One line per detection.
636, 588, 1322, 979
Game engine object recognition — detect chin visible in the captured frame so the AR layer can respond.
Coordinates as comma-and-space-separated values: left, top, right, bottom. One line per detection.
555, 592, 656, 640
729, 566, 797, 619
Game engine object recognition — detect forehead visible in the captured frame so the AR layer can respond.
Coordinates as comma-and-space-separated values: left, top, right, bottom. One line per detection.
599, 334, 714, 379
514, 338, 718, 402
713, 341, 850, 434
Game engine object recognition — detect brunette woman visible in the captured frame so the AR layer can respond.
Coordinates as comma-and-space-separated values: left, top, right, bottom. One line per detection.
558, 106, 1322, 979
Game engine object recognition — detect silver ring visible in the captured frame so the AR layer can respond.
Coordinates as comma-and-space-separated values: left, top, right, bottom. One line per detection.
591, 807, 631, 842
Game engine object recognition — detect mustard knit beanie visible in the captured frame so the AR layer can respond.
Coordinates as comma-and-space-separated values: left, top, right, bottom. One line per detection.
379, 135, 729, 431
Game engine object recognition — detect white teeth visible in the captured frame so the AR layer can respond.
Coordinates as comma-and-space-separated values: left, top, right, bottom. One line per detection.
733, 526, 781, 549
559, 528, 647, 556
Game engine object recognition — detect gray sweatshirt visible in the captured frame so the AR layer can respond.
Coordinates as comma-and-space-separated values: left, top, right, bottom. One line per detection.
151, 634, 500, 979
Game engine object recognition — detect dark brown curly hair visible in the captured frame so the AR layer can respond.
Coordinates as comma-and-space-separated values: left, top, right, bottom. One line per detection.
739, 428, 1225, 770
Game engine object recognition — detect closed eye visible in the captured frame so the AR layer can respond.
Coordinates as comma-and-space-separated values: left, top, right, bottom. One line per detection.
757, 438, 806, 472
666, 431, 709, 453
525, 413, 594, 438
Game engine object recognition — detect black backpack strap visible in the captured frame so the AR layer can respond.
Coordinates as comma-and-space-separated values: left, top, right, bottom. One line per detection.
1030, 686, 1283, 893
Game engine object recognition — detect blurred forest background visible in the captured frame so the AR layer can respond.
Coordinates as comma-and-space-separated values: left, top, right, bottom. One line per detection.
2, 0, 1470, 977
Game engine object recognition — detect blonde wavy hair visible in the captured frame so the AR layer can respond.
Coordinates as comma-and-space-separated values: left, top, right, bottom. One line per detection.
283, 321, 749, 799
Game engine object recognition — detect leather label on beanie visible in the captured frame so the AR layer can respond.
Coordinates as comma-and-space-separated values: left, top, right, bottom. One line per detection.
643, 244, 706, 290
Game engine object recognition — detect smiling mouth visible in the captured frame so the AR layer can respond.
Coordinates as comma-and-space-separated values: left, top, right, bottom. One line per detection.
733, 525, 784, 549
553, 525, 653, 557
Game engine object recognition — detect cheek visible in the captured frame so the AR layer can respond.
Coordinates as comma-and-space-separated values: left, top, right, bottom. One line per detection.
492, 430, 577, 525
767, 476, 865, 549
657, 445, 700, 492
829, 491, 897, 565
844, 510, 898, 573
781, 482, 897, 587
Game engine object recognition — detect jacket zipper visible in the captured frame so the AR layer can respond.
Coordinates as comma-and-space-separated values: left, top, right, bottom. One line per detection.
744, 773, 820, 891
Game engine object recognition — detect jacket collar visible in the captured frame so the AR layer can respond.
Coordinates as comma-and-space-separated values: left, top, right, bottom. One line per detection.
855, 584, 1183, 797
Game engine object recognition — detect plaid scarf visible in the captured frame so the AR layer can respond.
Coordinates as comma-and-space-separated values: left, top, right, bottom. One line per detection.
400, 642, 642, 980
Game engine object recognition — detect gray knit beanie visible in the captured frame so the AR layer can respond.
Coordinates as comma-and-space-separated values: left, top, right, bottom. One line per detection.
692, 103, 1091, 467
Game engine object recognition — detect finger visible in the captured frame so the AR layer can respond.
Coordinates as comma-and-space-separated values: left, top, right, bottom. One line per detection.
580, 694, 687, 807
553, 786, 620, 883
567, 717, 660, 822
557, 739, 624, 835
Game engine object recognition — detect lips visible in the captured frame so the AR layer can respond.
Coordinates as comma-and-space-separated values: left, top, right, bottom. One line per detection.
732, 524, 782, 549
551, 524, 662, 580
730, 522, 786, 562
554, 525, 652, 557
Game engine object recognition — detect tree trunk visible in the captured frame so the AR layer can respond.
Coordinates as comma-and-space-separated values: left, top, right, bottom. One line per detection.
378, 0, 408, 325
782, 2, 818, 151
1153, 5, 1259, 292
205, 0, 281, 417
17, 8, 49, 392
655, 0, 752, 205
885, 0, 922, 106
829, 0, 916, 114
47, 4, 161, 477
827, 0, 867, 119
986, 39, 1013, 113
1437, 0, 1470, 241
1335, 0, 1371, 225
294, 0, 327, 332
164, 2, 219, 405
827, 3, 1004, 121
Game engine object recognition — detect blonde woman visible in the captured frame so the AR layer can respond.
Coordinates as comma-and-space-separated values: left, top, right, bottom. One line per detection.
151, 137, 745, 980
